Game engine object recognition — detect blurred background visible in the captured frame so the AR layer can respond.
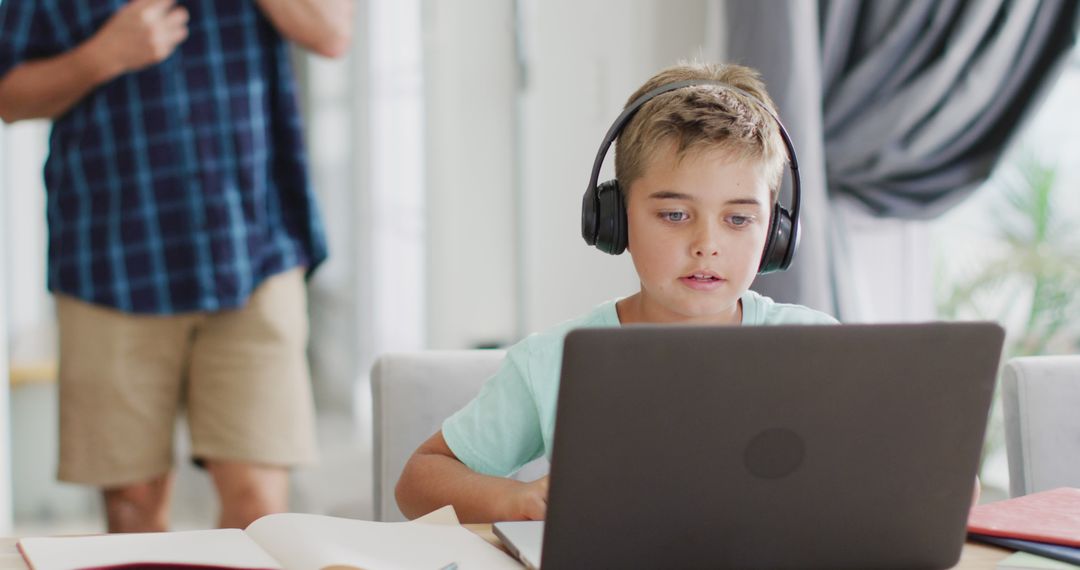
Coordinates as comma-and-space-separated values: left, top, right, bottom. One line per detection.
1, 0, 1078, 534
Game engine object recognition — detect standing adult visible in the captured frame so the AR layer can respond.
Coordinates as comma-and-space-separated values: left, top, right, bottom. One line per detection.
0, 0, 353, 531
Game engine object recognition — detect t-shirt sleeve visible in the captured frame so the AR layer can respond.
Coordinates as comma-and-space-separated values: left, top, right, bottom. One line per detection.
799, 311, 840, 325
762, 300, 840, 325
0, 2, 65, 80
442, 351, 545, 477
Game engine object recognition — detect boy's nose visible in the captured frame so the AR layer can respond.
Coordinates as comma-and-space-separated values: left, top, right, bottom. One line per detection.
691, 227, 720, 257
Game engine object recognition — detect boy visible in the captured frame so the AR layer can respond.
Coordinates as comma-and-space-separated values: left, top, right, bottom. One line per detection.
397, 62, 983, 521
396, 61, 842, 523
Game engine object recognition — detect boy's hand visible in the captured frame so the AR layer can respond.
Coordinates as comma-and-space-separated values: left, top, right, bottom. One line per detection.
504, 476, 549, 521
87, 0, 189, 77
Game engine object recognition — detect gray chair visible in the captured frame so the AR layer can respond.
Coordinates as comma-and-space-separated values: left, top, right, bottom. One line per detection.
1002, 355, 1080, 497
371, 350, 549, 521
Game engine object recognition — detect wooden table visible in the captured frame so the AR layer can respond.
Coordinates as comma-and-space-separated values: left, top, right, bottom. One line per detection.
0, 531, 1013, 569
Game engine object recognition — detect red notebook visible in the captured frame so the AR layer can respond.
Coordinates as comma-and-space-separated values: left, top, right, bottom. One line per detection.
967, 487, 1080, 547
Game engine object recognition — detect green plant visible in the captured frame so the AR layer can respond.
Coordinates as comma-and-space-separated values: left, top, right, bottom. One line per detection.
935, 152, 1080, 479
938, 153, 1080, 356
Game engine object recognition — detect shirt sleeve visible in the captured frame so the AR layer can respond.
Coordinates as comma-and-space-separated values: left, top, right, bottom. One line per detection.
442, 351, 545, 477
0, 2, 64, 80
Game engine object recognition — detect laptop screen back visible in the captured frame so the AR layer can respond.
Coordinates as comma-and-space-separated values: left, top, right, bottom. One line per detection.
539, 322, 1003, 569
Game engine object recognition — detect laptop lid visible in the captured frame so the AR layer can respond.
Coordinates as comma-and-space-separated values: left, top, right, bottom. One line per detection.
540, 322, 1004, 569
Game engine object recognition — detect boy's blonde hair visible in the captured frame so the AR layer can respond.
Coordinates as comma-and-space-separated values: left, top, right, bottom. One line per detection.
615, 62, 788, 203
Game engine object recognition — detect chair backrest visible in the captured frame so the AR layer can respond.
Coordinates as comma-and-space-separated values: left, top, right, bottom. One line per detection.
1002, 355, 1080, 497
371, 350, 508, 521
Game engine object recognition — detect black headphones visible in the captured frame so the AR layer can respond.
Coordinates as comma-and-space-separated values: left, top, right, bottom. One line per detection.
580, 79, 802, 274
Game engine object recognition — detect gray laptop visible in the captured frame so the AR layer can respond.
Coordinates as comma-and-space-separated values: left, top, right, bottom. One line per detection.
493, 322, 1004, 569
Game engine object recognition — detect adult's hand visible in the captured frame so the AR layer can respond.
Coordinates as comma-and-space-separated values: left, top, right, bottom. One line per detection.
0, 0, 187, 122
87, 0, 190, 76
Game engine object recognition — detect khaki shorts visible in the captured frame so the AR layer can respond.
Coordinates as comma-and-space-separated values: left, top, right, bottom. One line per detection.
56, 268, 318, 487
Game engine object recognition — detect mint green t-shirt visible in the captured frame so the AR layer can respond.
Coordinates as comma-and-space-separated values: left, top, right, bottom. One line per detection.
442, 289, 838, 477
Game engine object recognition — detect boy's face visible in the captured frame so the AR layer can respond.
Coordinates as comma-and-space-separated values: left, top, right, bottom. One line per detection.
624, 142, 772, 324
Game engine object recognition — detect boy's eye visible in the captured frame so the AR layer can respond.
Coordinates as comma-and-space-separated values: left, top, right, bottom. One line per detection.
728, 215, 754, 227
661, 211, 689, 222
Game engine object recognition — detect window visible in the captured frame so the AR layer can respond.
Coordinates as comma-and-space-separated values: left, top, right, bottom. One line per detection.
931, 44, 1080, 497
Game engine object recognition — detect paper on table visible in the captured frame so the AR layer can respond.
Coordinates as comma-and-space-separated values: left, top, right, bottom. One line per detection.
246, 506, 522, 570
18, 529, 282, 570
997, 551, 1080, 569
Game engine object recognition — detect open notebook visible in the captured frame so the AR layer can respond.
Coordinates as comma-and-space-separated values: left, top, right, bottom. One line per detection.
17, 506, 521, 570
968, 487, 1080, 546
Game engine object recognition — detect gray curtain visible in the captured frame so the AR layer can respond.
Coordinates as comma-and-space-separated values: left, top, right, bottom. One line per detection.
725, 0, 1079, 316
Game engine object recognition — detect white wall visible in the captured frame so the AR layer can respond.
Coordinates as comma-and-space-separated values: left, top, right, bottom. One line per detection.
423, 0, 520, 349
518, 0, 711, 333
424, 0, 714, 346
0, 125, 12, 534
306, 0, 427, 409
3, 118, 56, 533
1, 120, 50, 355
1, 109, 101, 534
296, 0, 426, 519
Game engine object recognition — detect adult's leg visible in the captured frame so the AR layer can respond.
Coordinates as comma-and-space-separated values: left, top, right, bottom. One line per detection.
103, 472, 175, 533
187, 268, 317, 528
205, 460, 289, 528
56, 295, 195, 532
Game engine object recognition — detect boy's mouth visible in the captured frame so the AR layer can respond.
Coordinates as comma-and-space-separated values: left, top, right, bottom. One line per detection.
679, 271, 726, 290
683, 271, 722, 280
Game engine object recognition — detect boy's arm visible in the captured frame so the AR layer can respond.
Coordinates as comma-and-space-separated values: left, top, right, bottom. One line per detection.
254, 0, 354, 59
396, 430, 549, 523
0, 0, 188, 124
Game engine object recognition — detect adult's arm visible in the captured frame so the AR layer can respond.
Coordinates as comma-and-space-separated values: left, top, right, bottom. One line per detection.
0, 0, 188, 123
254, 0, 354, 59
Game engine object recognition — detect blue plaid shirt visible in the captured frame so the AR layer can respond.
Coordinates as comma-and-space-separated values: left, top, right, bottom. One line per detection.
0, 0, 327, 314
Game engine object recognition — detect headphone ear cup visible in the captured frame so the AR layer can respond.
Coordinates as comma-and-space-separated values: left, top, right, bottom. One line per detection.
581, 182, 601, 247
594, 180, 628, 255
758, 203, 794, 274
